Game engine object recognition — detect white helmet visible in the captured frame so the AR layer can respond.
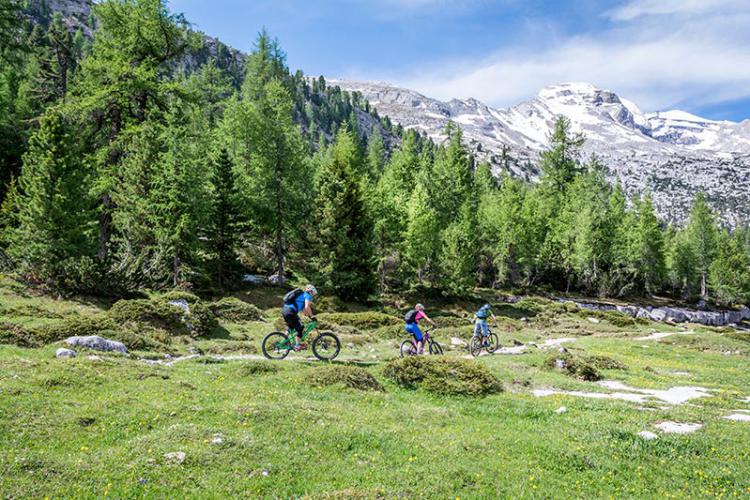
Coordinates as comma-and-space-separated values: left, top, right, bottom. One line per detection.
305, 284, 318, 296
415, 303, 424, 311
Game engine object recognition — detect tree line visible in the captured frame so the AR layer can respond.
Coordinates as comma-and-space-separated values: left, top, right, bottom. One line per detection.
0, 0, 749, 306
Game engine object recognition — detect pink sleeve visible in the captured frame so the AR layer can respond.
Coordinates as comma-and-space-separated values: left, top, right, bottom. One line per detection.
415, 311, 426, 322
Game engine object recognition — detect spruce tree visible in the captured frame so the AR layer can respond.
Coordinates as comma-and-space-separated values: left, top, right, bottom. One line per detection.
709, 230, 750, 306
403, 176, 440, 286
632, 194, 665, 295
314, 126, 375, 300
539, 116, 584, 192
7, 110, 95, 287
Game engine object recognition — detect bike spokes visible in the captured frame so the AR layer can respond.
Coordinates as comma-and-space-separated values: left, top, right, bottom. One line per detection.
262, 332, 291, 360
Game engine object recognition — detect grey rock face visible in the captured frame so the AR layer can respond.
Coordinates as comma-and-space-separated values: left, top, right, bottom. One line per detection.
331, 80, 750, 225
573, 301, 750, 328
64, 336, 128, 354
56, 348, 76, 359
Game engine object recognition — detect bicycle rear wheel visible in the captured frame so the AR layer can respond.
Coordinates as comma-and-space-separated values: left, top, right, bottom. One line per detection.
262, 332, 291, 360
429, 340, 443, 356
400, 339, 417, 357
469, 336, 482, 357
486, 333, 500, 354
312, 332, 341, 361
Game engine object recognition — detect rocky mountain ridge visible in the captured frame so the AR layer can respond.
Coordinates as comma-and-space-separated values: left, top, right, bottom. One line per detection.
333, 80, 750, 225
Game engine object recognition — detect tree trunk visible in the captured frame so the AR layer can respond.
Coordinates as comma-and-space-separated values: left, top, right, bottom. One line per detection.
173, 254, 181, 288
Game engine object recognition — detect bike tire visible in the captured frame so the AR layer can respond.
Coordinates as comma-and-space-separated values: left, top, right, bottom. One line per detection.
262, 332, 291, 360
469, 336, 482, 357
312, 332, 341, 361
429, 340, 444, 356
486, 333, 500, 354
400, 339, 417, 357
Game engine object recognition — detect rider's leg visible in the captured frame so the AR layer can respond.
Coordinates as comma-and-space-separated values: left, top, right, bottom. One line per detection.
283, 308, 305, 349
473, 320, 481, 337
414, 325, 424, 353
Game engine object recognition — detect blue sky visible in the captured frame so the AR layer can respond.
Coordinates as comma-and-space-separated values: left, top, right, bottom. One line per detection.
169, 0, 750, 121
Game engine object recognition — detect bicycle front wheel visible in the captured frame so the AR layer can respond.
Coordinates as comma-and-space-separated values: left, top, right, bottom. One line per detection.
486, 333, 500, 354
469, 336, 482, 357
312, 332, 341, 361
400, 339, 417, 357
262, 332, 291, 360
429, 340, 444, 356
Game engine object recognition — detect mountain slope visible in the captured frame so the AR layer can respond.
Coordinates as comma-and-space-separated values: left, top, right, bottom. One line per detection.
334, 80, 750, 225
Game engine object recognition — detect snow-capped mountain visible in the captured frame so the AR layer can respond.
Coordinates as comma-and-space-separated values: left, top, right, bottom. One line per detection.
333, 80, 750, 225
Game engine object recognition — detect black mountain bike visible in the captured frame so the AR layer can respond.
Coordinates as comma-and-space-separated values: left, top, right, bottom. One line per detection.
469, 325, 499, 357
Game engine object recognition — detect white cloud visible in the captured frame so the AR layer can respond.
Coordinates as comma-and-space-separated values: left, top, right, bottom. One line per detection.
383, 3, 750, 115
607, 0, 746, 21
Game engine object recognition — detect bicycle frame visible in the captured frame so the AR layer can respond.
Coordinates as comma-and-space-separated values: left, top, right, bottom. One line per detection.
278, 320, 318, 349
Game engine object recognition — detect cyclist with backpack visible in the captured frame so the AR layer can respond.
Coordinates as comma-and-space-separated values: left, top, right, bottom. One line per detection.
281, 284, 318, 351
473, 303, 497, 346
404, 303, 437, 355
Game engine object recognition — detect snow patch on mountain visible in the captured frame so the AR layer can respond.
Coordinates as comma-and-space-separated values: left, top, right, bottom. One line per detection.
332, 79, 750, 225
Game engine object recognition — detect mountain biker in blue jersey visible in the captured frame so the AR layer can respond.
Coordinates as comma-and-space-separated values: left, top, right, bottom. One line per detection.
281, 284, 317, 351
473, 304, 497, 347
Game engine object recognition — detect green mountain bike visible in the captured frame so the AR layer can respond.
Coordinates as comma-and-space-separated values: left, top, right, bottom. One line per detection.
262, 319, 341, 361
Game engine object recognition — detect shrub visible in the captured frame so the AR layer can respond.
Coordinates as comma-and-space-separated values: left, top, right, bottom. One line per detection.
309, 365, 384, 392
0, 322, 41, 348
586, 355, 627, 370
203, 340, 258, 355
239, 361, 279, 376
109, 299, 186, 333
160, 291, 202, 303
317, 312, 401, 330
545, 353, 602, 381
383, 357, 502, 396
100, 329, 170, 352
34, 314, 118, 344
579, 309, 638, 328
0, 304, 62, 319
371, 324, 405, 339
209, 298, 264, 322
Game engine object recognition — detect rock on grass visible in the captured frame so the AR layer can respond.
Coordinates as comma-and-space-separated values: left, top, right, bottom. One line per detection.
545, 353, 602, 381
383, 357, 502, 397
308, 365, 384, 392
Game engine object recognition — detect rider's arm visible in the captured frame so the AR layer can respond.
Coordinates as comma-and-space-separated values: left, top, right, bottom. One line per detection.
302, 300, 314, 318
422, 313, 437, 327
491, 312, 497, 322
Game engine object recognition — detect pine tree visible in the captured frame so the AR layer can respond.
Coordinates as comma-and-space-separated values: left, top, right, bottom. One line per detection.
314, 126, 375, 300
241, 29, 289, 101
7, 110, 95, 287
207, 149, 242, 288
402, 176, 440, 286
666, 228, 699, 299
440, 201, 478, 293
685, 192, 718, 298
365, 126, 385, 181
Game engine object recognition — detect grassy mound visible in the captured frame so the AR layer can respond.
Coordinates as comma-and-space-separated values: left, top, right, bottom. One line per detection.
578, 309, 641, 328
308, 365, 384, 392
317, 312, 401, 330
586, 355, 628, 370
209, 298, 263, 322
545, 353, 603, 381
239, 361, 280, 376
383, 357, 502, 396
34, 314, 119, 344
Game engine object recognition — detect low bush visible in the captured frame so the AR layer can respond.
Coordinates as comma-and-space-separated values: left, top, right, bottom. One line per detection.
209, 298, 264, 322
203, 340, 258, 355
34, 314, 118, 344
383, 357, 502, 396
100, 329, 170, 352
160, 291, 202, 303
308, 365, 384, 392
371, 324, 406, 339
0, 304, 63, 319
586, 355, 627, 370
0, 322, 41, 348
317, 312, 401, 330
109, 299, 185, 332
579, 309, 638, 328
239, 361, 279, 376
545, 353, 602, 381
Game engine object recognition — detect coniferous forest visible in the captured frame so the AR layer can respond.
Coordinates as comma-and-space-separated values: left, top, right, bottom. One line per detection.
1, 0, 749, 306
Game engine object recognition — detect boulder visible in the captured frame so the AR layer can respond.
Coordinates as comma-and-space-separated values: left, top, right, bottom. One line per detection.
267, 273, 286, 285
242, 274, 265, 284
64, 335, 128, 354
56, 348, 76, 359
168, 299, 190, 314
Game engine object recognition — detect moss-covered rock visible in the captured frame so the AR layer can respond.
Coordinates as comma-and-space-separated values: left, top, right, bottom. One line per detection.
209, 298, 264, 322
309, 365, 384, 391
383, 357, 502, 396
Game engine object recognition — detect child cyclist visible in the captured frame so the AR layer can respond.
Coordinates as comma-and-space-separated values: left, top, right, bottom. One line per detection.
404, 303, 437, 354
473, 303, 497, 347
